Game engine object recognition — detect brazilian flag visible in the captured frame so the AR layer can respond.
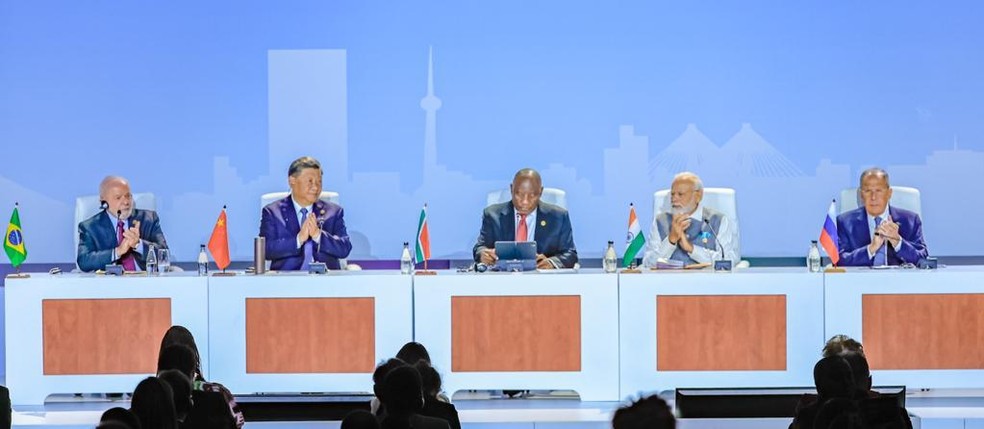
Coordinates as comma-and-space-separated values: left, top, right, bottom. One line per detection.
4, 204, 27, 268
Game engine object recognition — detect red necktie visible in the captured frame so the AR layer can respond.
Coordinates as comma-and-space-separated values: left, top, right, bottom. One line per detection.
516, 213, 528, 242
117, 220, 137, 271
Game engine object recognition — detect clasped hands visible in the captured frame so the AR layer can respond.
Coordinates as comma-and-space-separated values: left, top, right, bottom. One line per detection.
478, 248, 555, 269
116, 220, 141, 256
869, 217, 902, 253
296, 213, 322, 243
667, 213, 695, 253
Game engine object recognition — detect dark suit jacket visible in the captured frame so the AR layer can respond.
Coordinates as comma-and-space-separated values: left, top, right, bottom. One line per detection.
473, 201, 578, 268
260, 195, 352, 270
77, 209, 169, 272
836, 206, 928, 266
380, 414, 450, 429
420, 398, 460, 429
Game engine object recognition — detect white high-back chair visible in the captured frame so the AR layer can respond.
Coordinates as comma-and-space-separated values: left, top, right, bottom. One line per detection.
259, 191, 357, 270
653, 187, 748, 268
486, 188, 567, 209
838, 186, 922, 216
74, 193, 157, 269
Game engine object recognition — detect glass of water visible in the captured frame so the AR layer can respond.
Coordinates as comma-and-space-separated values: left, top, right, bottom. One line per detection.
157, 248, 171, 274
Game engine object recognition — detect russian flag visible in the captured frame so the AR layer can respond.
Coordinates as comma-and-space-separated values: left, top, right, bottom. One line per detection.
819, 200, 840, 266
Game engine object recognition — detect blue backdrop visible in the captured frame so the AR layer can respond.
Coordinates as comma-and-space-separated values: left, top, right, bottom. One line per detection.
2, 2, 983, 263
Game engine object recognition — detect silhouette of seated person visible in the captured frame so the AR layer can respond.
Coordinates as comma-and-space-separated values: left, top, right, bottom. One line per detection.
414, 360, 461, 429
842, 351, 911, 429
372, 357, 409, 417
790, 355, 856, 429
99, 407, 141, 429
341, 409, 381, 429
159, 326, 243, 427
130, 376, 178, 429
375, 365, 449, 429
158, 343, 237, 429
812, 398, 864, 429
801, 335, 912, 429
396, 342, 431, 365
158, 369, 194, 426
611, 394, 676, 429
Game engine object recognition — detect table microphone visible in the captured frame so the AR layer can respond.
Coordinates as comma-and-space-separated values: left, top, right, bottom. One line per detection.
703, 216, 731, 271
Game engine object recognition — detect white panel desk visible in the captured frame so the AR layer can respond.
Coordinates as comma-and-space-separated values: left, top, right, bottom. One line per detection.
825, 266, 984, 389
413, 270, 620, 401
207, 271, 413, 395
5, 273, 209, 405
619, 268, 825, 399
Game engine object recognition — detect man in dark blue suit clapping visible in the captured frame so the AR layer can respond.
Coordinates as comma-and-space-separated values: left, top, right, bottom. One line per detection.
836, 168, 928, 266
260, 156, 352, 271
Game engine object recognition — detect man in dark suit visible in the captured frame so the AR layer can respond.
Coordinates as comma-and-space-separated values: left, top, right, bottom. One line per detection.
836, 168, 928, 266
260, 156, 352, 270
77, 176, 169, 272
473, 168, 577, 269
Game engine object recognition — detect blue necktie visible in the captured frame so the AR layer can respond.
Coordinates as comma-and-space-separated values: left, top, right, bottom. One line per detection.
300, 208, 313, 270
873, 216, 887, 266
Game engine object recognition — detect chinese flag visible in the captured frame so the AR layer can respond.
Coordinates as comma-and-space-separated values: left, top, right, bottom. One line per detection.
208, 207, 231, 270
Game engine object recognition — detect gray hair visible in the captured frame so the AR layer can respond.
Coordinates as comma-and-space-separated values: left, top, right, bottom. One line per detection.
288, 156, 322, 177
859, 167, 890, 188
98, 176, 129, 198
673, 172, 704, 191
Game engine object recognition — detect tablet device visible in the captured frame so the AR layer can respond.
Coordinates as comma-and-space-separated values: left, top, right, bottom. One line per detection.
494, 241, 537, 271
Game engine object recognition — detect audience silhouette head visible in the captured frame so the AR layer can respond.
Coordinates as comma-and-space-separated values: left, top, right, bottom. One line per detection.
130, 376, 177, 429
611, 395, 676, 429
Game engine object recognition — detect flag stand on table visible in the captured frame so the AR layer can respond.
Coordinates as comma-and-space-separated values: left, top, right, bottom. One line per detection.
622, 203, 645, 273
209, 205, 236, 276
820, 199, 845, 273
415, 204, 436, 275
4, 202, 29, 278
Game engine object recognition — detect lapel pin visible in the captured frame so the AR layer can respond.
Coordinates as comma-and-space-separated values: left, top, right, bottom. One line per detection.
540, 220, 546, 227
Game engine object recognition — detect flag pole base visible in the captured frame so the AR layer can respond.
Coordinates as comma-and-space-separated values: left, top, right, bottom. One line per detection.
212, 271, 237, 276
620, 268, 642, 274
6, 273, 30, 279
824, 267, 846, 273
414, 270, 437, 276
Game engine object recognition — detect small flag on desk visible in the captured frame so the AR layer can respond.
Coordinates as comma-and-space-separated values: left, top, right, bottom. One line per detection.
819, 199, 840, 266
208, 206, 231, 270
623, 203, 645, 267
415, 204, 431, 264
4, 203, 27, 268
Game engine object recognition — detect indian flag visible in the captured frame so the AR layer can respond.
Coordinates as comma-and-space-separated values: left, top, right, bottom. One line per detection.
415, 204, 431, 264
622, 203, 645, 267
4, 203, 27, 268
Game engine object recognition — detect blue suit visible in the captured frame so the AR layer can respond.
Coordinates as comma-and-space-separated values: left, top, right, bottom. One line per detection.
473, 201, 578, 268
260, 195, 352, 270
77, 209, 169, 272
836, 206, 928, 266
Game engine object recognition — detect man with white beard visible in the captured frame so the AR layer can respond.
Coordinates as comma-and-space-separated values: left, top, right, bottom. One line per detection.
642, 172, 740, 267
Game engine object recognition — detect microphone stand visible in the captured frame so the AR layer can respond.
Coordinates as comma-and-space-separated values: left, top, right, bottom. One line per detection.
703, 217, 732, 271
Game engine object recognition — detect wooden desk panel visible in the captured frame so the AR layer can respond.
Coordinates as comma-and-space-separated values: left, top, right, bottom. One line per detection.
863, 293, 984, 370
43, 298, 172, 375
657, 295, 786, 371
451, 295, 581, 372
245, 297, 375, 373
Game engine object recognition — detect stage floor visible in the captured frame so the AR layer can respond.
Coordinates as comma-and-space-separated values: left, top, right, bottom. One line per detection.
11, 389, 984, 429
